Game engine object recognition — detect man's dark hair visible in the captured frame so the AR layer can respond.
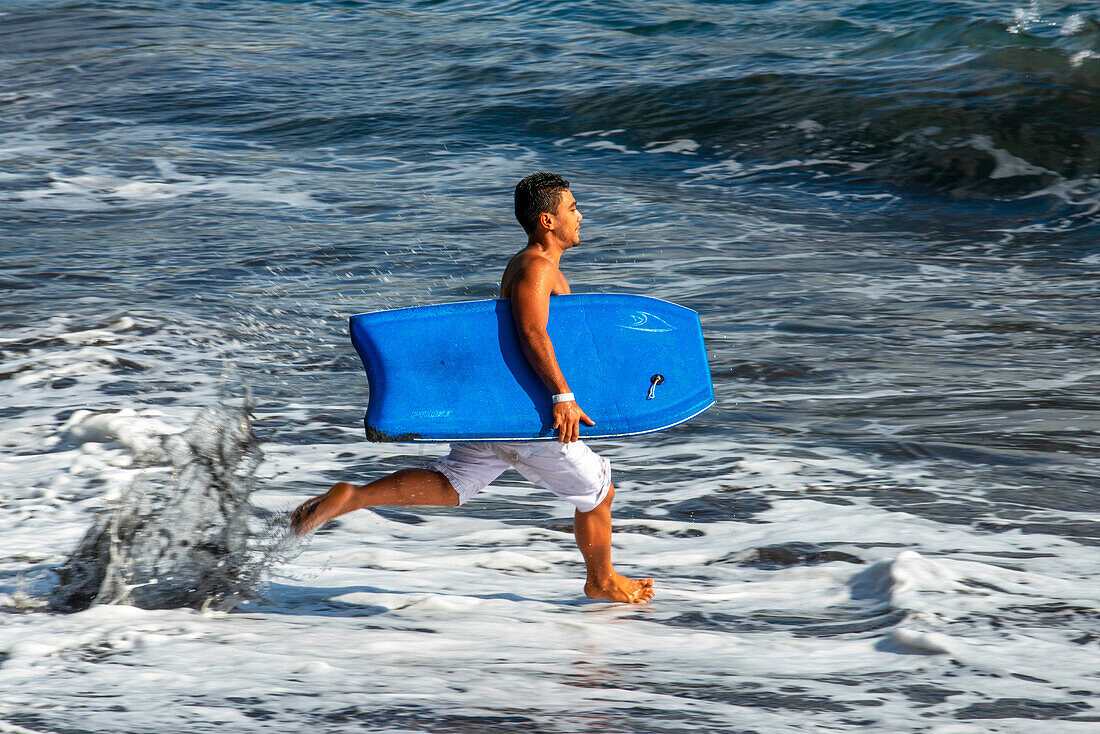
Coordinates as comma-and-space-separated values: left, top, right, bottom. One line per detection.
514, 172, 570, 234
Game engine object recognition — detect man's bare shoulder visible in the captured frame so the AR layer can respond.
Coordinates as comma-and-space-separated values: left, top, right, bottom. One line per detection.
501, 248, 561, 298
513, 247, 558, 272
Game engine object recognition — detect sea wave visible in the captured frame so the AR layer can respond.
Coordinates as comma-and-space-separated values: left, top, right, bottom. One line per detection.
555, 19, 1100, 203
3, 3, 1097, 211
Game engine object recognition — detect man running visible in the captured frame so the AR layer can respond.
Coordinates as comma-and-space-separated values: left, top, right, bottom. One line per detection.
291, 172, 655, 604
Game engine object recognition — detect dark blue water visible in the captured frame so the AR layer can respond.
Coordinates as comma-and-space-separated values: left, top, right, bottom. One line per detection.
2, 1, 1099, 732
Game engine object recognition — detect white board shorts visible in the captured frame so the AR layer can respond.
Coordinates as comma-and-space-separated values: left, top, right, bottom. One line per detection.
428, 441, 612, 513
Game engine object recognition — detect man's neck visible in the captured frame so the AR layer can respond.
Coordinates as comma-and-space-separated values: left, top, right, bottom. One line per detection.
526, 237, 565, 264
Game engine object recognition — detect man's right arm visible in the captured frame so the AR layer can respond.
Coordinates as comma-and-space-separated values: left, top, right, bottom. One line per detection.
510, 259, 594, 443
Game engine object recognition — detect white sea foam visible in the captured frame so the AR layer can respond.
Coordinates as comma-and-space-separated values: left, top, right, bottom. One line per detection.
583, 140, 639, 155
12, 166, 329, 210
60, 409, 181, 462
793, 119, 825, 134
644, 139, 701, 155
1008, 2, 1043, 35
1062, 14, 1086, 36
4, 319, 1099, 731
5, 451, 1099, 732
685, 156, 871, 184
967, 134, 1051, 179
3, 352, 1097, 732
1, 148, 330, 211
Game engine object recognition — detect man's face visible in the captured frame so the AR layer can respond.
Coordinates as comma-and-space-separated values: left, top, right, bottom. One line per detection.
549, 189, 582, 247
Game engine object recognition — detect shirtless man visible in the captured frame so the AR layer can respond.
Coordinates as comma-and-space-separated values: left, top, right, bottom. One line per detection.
290, 172, 655, 604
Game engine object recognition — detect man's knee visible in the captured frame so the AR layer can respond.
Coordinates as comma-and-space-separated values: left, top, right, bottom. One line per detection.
577, 483, 614, 515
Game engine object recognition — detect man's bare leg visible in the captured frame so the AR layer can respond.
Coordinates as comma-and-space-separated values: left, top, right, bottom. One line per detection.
574, 484, 655, 603
290, 468, 459, 535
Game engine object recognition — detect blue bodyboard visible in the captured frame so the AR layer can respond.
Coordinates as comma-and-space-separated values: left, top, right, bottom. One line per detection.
349, 294, 714, 442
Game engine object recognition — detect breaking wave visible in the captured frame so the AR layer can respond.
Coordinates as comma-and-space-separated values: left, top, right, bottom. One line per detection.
554, 15, 1100, 204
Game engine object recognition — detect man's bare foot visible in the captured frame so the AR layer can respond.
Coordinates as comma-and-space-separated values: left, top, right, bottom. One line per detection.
290, 482, 355, 535
584, 573, 655, 603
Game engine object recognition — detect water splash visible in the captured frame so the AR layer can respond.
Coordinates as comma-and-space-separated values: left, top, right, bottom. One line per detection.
49, 399, 301, 612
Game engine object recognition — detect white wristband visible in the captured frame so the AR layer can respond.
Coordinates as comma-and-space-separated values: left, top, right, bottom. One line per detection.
552, 392, 575, 404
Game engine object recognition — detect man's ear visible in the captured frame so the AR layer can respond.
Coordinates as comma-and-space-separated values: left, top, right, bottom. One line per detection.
539, 211, 554, 231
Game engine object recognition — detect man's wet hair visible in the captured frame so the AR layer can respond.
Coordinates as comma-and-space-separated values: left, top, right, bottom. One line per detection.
514, 172, 570, 234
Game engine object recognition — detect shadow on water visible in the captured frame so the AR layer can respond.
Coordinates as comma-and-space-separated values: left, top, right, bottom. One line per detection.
48, 398, 304, 613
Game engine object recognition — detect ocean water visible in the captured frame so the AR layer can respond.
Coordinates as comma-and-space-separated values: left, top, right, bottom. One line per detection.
2, 0, 1099, 731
